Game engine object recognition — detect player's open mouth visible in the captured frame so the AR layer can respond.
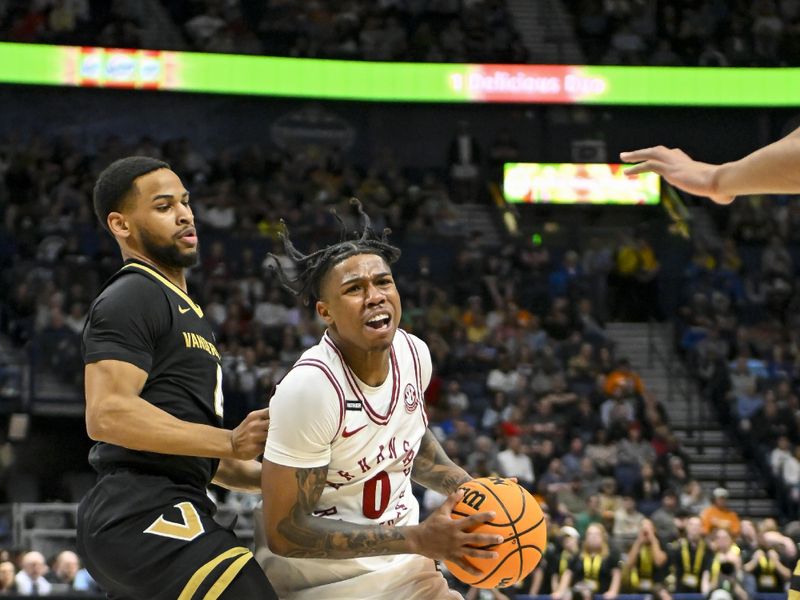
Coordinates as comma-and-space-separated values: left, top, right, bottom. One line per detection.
177, 228, 198, 246
365, 313, 391, 330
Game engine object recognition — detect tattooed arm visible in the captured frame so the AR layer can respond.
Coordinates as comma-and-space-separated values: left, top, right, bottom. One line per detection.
261, 459, 501, 569
411, 429, 471, 495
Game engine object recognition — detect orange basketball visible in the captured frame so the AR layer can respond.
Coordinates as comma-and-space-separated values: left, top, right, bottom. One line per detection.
443, 477, 547, 589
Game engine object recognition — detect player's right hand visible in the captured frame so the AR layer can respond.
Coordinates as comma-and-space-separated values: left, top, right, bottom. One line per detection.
620, 146, 735, 205
229, 407, 270, 460
409, 490, 504, 576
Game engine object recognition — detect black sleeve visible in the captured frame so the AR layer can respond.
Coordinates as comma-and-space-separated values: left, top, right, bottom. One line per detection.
607, 549, 622, 571
569, 555, 584, 580
82, 275, 171, 373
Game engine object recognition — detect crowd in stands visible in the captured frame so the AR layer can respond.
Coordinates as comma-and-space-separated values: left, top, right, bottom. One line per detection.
677, 195, 800, 526
4, 0, 800, 68
0, 0, 529, 64
570, 0, 800, 67
0, 549, 100, 594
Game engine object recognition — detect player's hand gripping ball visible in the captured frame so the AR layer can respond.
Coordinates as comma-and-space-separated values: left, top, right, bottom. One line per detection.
444, 477, 547, 589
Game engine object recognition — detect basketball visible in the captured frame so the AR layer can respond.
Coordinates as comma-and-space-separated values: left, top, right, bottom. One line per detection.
444, 477, 547, 589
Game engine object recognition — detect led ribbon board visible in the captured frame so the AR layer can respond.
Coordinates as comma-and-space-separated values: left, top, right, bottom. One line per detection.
503, 163, 661, 205
1, 42, 800, 106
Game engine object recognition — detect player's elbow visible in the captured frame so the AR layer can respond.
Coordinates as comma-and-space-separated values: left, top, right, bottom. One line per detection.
84, 398, 118, 442
265, 531, 292, 557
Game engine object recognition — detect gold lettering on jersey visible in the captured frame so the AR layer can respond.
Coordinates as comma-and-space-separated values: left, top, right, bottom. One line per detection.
181, 331, 221, 360
143, 501, 205, 541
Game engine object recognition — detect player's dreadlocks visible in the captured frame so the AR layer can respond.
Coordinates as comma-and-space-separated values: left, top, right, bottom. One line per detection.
268, 199, 401, 302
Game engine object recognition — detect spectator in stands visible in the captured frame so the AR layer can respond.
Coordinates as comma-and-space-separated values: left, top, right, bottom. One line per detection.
561, 437, 586, 478
650, 489, 680, 542
680, 479, 710, 515
613, 494, 646, 547
14, 551, 51, 596
575, 494, 603, 537
623, 519, 669, 596
569, 397, 603, 445
465, 434, 499, 476
530, 525, 580, 597
45, 549, 98, 593
553, 523, 621, 600
486, 349, 523, 395
585, 429, 617, 476
706, 528, 744, 594
670, 516, 713, 594
576, 457, 603, 497
733, 378, 764, 423
617, 422, 655, 481
743, 530, 792, 594
600, 384, 636, 433
496, 435, 534, 490
0, 560, 17, 594
701, 487, 741, 536
771, 434, 795, 479
634, 462, 663, 516
604, 357, 644, 397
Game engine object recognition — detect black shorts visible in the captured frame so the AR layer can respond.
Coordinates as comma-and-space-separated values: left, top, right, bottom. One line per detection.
77, 471, 276, 600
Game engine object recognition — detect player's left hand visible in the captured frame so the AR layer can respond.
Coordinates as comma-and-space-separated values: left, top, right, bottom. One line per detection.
408, 490, 504, 576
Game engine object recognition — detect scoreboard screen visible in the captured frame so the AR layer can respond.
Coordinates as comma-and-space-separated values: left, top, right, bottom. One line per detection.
503, 162, 661, 205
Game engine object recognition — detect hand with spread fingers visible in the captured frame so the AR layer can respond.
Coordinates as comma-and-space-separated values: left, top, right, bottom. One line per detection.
230, 407, 270, 460
620, 146, 733, 205
622, 126, 800, 205
407, 490, 503, 576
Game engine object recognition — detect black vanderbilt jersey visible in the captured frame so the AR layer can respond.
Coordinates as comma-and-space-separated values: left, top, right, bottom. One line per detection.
82, 260, 223, 489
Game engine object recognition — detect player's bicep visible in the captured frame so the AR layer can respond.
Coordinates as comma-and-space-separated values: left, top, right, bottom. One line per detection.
261, 460, 328, 555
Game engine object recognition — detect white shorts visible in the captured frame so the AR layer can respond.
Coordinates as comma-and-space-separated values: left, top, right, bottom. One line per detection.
254, 507, 462, 600
277, 554, 463, 600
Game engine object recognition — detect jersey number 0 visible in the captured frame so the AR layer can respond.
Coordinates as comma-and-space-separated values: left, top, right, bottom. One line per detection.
362, 472, 391, 519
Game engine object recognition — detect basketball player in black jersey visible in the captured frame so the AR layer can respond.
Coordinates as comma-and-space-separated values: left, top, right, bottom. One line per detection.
77, 157, 277, 600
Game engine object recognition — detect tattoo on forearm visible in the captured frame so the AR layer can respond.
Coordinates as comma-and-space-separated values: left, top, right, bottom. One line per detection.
411, 430, 471, 494
276, 466, 409, 559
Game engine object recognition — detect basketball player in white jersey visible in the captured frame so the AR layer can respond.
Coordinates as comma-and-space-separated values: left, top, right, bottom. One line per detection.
254, 202, 503, 599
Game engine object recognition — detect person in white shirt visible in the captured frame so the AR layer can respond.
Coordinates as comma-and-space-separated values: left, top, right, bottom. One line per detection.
486, 352, 523, 395
496, 435, 535, 490
255, 202, 502, 600
14, 551, 52, 596
770, 435, 794, 479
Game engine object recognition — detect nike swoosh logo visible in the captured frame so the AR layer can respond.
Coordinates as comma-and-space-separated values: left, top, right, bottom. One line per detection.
178, 305, 191, 314
341, 425, 367, 438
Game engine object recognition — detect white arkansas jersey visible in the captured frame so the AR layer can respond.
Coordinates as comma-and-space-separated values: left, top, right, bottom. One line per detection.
256, 328, 435, 599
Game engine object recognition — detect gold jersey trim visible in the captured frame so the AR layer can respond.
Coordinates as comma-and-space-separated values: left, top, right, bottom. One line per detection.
122, 262, 204, 318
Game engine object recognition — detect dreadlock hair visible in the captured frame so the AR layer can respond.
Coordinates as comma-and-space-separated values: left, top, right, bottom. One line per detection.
267, 199, 401, 303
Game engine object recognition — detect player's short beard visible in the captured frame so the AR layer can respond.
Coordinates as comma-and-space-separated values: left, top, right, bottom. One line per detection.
140, 228, 199, 270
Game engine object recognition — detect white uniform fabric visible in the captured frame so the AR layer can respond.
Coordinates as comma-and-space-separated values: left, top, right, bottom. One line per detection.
256, 329, 460, 599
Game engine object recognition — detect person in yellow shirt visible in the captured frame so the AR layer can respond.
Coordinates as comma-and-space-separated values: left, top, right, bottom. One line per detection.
706, 528, 742, 592
700, 488, 741, 537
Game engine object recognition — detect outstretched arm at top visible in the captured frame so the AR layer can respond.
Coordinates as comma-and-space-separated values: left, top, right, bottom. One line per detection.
621, 126, 800, 204
85, 359, 269, 460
